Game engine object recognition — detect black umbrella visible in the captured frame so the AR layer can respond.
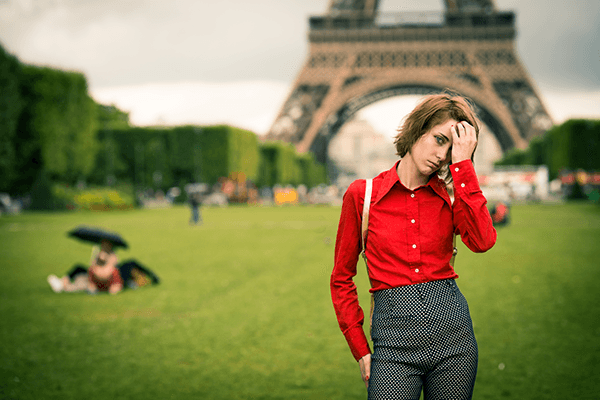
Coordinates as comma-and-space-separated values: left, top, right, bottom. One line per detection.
68, 225, 129, 249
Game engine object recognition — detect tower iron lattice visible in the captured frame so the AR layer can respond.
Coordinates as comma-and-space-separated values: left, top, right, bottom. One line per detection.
266, 0, 553, 163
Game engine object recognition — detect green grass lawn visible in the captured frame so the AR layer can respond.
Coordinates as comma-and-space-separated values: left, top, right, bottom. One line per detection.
0, 203, 599, 399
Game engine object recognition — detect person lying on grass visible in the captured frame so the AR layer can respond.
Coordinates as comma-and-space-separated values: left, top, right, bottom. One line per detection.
47, 241, 125, 295
47, 240, 121, 295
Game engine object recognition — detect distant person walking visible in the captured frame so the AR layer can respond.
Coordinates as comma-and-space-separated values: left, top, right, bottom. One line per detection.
189, 192, 202, 225
331, 93, 497, 399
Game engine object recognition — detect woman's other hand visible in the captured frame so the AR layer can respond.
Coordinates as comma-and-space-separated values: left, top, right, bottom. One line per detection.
451, 121, 478, 163
359, 353, 371, 388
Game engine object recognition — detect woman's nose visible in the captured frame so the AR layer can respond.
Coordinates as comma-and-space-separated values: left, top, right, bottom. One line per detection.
436, 148, 446, 160
438, 147, 451, 162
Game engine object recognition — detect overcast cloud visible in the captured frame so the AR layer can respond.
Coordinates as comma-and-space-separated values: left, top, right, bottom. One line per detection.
1, 0, 598, 133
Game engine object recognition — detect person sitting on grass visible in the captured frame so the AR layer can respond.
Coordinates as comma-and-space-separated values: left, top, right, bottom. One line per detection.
87, 239, 123, 295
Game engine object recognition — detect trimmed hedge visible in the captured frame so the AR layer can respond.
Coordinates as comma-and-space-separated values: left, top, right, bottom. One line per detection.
16, 64, 98, 190
547, 119, 600, 177
496, 119, 600, 179
92, 127, 170, 188
258, 142, 327, 188
0, 45, 24, 192
258, 142, 300, 187
200, 125, 260, 185
0, 42, 332, 198
0, 41, 328, 196
297, 152, 328, 189
93, 126, 328, 191
94, 125, 261, 189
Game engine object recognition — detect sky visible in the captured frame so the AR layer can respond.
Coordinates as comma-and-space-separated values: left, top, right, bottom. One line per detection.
1, 0, 599, 138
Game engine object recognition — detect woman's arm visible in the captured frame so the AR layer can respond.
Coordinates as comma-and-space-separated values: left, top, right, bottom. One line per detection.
451, 160, 497, 252
450, 121, 497, 252
330, 180, 372, 361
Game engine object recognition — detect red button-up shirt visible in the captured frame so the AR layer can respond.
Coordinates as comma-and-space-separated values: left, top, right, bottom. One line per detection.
330, 159, 497, 360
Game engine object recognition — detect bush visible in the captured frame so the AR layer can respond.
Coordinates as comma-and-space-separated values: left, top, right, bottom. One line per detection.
52, 184, 135, 211
496, 119, 600, 180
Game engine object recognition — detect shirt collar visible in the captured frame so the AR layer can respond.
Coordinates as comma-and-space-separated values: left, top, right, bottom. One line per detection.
373, 160, 401, 204
374, 160, 452, 207
429, 175, 453, 207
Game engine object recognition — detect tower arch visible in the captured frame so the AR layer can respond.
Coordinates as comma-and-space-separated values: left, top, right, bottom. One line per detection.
307, 83, 514, 163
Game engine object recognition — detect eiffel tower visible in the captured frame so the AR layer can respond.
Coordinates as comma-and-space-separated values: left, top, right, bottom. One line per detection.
266, 0, 553, 164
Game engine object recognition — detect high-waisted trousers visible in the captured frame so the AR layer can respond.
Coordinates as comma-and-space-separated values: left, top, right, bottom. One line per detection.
368, 279, 478, 400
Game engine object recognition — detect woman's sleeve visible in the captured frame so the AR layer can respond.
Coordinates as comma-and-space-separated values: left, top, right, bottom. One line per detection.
451, 160, 497, 252
330, 180, 371, 361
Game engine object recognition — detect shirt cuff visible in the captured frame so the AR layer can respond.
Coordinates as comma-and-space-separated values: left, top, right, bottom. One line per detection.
450, 160, 481, 196
344, 326, 371, 361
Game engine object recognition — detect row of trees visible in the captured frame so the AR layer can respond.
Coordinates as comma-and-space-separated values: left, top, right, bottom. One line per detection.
0, 42, 327, 200
495, 118, 600, 179
93, 125, 327, 190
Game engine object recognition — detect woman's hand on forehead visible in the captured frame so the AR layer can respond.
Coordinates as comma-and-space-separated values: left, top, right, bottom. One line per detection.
451, 121, 477, 163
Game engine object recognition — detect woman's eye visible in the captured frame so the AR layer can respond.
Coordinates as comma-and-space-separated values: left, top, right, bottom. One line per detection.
436, 136, 444, 144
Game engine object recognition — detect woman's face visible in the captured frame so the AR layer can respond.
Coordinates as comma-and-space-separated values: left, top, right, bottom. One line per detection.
408, 118, 457, 178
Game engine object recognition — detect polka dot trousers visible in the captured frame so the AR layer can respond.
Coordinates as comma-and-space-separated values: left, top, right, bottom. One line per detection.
368, 279, 478, 400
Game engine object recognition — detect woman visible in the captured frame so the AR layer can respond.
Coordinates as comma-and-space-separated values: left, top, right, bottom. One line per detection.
331, 93, 497, 399
87, 239, 123, 295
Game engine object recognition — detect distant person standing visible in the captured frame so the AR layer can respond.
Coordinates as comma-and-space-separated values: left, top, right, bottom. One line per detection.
189, 192, 202, 225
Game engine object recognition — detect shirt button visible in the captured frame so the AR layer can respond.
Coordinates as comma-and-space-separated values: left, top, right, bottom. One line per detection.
461, 183, 465, 188
412, 244, 417, 249
410, 193, 415, 198
411, 219, 415, 224
455, 167, 459, 172
415, 268, 420, 273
